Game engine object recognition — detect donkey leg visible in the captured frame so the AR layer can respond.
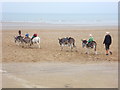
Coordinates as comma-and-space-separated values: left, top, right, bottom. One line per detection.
75, 47, 78, 52
60, 45, 63, 51
85, 47, 88, 54
39, 43, 41, 49
21, 42, 24, 48
70, 45, 73, 52
15, 40, 16, 43
16, 41, 19, 46
37, 42, 40, 48
94, 45, 97, 55
38, 45, 40, 48
94, 50, 97, 54
39, 44, 41, 49
73, 44, 77, 52
86, 48, 89, 54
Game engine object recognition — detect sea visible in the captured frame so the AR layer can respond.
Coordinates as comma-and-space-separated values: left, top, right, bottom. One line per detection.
1, 13, 118, 30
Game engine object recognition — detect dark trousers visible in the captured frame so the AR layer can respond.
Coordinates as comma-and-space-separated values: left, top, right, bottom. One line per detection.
105, 44, 110, 50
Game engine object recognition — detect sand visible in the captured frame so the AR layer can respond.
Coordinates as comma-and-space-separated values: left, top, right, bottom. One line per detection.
0, 29, 2, 89
2, 62, 118, 88
2, 28, 118, 88
2, 29, 118, 63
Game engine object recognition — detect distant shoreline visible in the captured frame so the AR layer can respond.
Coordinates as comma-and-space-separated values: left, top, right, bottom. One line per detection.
1, 22, 118, 30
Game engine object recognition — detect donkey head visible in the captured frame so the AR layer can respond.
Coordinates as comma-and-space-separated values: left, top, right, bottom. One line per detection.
82, 39, 87, 48
58, 38, 62, 45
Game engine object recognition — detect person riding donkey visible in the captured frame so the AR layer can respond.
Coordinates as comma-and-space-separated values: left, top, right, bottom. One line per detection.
16, 30, 23, 38
31, 34, 38, 40
17, 30, 23, 37
14, 30, 24, 43
24, 33, 30, 39
30, 34, 38, 44
87, 34, 94, 48
18, 30, 21, 36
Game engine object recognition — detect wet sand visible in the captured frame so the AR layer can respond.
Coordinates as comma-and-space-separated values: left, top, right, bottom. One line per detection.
2, 62, 118, 88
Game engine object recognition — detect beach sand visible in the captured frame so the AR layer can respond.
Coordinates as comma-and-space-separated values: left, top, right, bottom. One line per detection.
2, 28, 118, 88
0, 29, 2, 89
2, 62, 118, 88
2, 29, 118, 63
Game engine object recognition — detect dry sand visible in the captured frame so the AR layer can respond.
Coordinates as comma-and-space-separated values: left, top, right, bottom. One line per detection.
2, 28, 118, 88
2, 29, 118, 63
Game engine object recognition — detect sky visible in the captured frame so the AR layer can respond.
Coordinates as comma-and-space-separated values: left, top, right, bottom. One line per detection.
0, 0, 119, 2
2, 2, 118, 14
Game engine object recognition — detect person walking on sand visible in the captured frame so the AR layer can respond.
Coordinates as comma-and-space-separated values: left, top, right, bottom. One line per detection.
103, 32, 112, 55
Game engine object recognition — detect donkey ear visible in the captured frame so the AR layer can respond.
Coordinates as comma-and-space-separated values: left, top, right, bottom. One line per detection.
58, 38, 60, 40
81, 39, 83, 41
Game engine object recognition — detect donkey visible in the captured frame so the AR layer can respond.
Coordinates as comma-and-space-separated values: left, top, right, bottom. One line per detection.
22, 37, 31, 47
14, 36, 40, 48
58, 37, 76, 51
14, 36, 24, 45
14, 36, 31, 47
23, 37, 41, 48
30, 37, 41, 48
81, 39, 97, 54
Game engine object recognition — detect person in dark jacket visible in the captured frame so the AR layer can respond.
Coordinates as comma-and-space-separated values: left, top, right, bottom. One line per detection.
103, 32, 112, 55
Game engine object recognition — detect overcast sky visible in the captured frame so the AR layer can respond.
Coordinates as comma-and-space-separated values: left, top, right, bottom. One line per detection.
2, 2, 118, 14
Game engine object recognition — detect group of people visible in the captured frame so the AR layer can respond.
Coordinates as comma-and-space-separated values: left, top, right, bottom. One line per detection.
86, 32, 112, 55
18, 30, 38, 40
18, 30, 112, 55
